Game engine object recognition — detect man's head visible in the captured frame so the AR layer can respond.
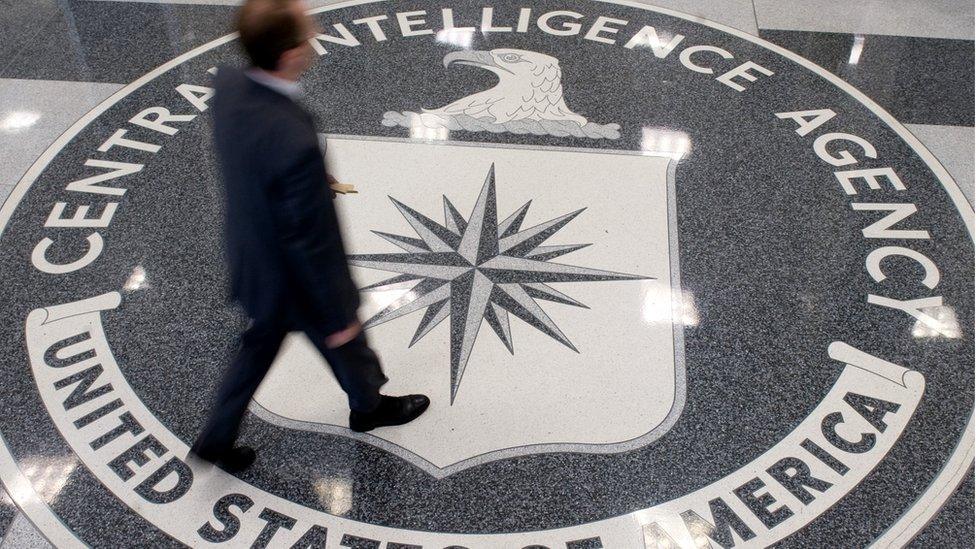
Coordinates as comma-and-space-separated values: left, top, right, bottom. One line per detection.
236, 0, 317, 79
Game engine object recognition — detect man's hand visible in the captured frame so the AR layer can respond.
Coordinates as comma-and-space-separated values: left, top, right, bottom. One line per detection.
327, 173, 356, 197
325, 320, 362, 348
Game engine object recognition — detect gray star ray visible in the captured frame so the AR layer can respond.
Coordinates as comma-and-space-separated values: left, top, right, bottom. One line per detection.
350, 261, 469, 280
349, 252, 472, 280
457, 164, 499, 265
522, 282, 589, 308
498, 208, 585, 256
484, 301, 514, 354
480, 255, 649, 283
443, 196, 468, 235
371, 230, 429, 253
497, 200, 531, 238
526, 243, 591, 261
349, 252, 469, 266
390, 197, 460, 251
449, 270, 494, 403
493, 284, 577, 352
409, 299, 450, 347
362, 280, 451, 329
359, 273, 420, 291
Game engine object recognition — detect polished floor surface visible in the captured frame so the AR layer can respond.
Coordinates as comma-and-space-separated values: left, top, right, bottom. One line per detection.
0, 0, 973, 547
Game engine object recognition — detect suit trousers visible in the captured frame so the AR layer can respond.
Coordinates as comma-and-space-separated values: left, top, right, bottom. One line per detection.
192, 320, 388, 458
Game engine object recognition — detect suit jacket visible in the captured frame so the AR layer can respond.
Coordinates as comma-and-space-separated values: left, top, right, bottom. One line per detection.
211, 66, 359, 334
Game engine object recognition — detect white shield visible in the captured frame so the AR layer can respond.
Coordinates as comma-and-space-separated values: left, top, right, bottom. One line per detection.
252, 136, 689, 477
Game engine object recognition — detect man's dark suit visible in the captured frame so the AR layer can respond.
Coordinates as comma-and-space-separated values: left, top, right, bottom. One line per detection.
193, 66, 387, 459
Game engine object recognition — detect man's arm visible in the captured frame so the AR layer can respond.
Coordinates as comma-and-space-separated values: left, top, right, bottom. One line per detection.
270, 132, 360, 336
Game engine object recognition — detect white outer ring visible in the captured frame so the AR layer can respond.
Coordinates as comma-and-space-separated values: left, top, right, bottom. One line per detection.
0, 0, 971, 545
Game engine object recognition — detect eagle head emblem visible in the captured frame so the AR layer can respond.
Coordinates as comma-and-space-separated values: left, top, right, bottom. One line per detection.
383, 48, 620, 139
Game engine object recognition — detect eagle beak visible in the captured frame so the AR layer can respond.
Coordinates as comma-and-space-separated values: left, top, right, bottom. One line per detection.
443, 50, 496, 70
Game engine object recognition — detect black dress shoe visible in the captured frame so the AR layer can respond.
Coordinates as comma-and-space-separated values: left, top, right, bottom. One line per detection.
190, 446, 256, 473
349, 394, 430, 433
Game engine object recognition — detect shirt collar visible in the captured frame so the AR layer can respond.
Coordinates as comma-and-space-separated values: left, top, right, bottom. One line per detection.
245, 68, 302, 100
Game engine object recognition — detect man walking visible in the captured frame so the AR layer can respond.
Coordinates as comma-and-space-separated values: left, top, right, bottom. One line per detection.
192, 0, 429, 472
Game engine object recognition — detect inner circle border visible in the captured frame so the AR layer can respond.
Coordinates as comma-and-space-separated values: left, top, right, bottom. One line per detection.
0, 0, 971, 546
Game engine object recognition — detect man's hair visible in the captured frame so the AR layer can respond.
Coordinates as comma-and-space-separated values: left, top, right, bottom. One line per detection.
236, 0, 304, 71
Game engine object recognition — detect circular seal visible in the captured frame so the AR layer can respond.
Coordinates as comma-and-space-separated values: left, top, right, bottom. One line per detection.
0, 0, 972, 546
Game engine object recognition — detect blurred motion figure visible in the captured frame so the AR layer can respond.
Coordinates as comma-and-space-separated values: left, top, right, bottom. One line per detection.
191, 0, 429, 472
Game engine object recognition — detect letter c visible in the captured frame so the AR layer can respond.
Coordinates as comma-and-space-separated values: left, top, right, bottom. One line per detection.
866, 246, 940, 289
679, 45, 733, 74
32, 233, 104, 274
822, 412, 875, 454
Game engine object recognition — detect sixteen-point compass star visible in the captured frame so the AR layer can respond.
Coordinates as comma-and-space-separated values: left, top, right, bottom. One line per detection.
349, 164, 650, 403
